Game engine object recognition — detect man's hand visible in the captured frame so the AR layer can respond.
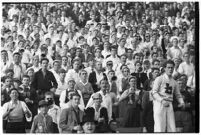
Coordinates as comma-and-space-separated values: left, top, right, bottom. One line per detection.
8, 106, 15, 113
25, 109, 31, 118
50, 88, 56, 93
162, 100, 169, 107
142, 127, 147, 133
98, 118, 105, 123
73, 125, 82, 131
25, 98, 32, 103
113, 102, 119, 106
178, 103, 185, 110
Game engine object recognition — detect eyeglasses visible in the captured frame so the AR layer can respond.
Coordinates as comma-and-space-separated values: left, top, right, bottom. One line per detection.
46, 98, 53, 100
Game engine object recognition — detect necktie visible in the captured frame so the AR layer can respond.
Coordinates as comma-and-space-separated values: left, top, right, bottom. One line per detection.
43, 115, 47, 133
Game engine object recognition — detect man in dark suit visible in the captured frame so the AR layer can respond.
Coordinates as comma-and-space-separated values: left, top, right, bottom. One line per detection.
31, 58, 58, 100
59, 92, 84, 133
88, 61, 107, 92
131, 61, 148, 89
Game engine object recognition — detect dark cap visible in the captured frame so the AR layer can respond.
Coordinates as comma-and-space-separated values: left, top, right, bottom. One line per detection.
80, 115, 98, 126
38, 100, 48, 107
59, 68, 66, 73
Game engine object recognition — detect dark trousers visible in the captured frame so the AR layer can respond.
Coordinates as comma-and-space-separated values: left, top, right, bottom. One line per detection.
6, 122, 26, 133
53, 122, 59, 133
175, 111, 193, 132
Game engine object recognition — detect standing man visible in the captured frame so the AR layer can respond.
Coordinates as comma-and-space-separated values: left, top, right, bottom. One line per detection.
152, 60, 185, 132
31, 58, 58, 101
59, 92, 84, 133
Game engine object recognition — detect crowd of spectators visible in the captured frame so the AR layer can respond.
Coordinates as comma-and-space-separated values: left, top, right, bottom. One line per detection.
1, 2, 196, 133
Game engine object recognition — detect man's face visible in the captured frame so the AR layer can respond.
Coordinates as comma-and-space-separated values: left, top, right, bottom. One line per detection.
33, 57, 39, 64
41, 60, 48, 69
165, 63, 174, 76
5, 78, 12, 86
13, 54, 20, 63
80, 71, 87, 80
183, 53, 190, 62
120, 39, 126, 47
134, 56, 140, 61
22, 77, 30, 86
129, 78, 136, 88
135, 63, 142, 72
71, 95, 80, 106
1, 52, 7, 60
152, 70, 160, 78
96, 62, 102, 71
60, 72, 66, 79
53, 62, 60, 71
121, 56, 127, 63
108, 72, 115, 80
82, 122, 96, 133
68, 80, 75, 89
40, 106, 49, 114
127, 50, 132, 57
100, 80, 108, 90
177, 80, 185, 90
62, 57, 68, 65
153, 61, 160, 68
172, 39, 178, 47
111, 49, 117, 56
73, 61, 80, 70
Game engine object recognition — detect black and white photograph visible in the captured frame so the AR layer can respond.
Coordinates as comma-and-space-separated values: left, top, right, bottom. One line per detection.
1, 1, 199, 133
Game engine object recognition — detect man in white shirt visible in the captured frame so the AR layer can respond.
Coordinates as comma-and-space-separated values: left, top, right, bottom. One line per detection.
86, 79, 113, 121
8, 4, 20, 20
59, 78, 85, 110
152, 60, 185, 132
178, 52, 194, 80
5, 52, 26, 80
50, 60, 61, 84
104, 46, 120, 69
167, 38, 183, 60
65, 59, 81, 83
117, 38, 126, 56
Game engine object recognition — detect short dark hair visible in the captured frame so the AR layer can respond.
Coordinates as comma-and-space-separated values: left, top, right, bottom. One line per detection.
151, 67, 160, 72
164, 60, 175, 67
45, 91, 54, 98
152, 59, 160, 65
107, 70, 115, 75
41, 58, 49, 63
135, 60, 142, 66
22, 75, 30, 80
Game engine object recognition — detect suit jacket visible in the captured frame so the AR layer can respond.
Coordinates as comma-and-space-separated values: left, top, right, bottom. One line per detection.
131, 72, 148, 89
141, 91, 154, 130
88, 71, 107, 93
31, 69, 58, 93
59, 106, 84, 133
82, 53, 93, 63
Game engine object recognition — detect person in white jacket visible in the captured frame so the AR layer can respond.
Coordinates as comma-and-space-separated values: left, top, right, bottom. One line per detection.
152, 60, 185, 132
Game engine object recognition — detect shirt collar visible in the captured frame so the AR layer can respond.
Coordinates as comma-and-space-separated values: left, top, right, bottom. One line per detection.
80, 80, 88, 86
164, 73, 173, 80
10, 100, 19, 105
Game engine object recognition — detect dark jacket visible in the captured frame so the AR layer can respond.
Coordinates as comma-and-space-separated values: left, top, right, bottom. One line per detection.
88, 71, 107, 93
59, 106, 84, 133
141, 91, 154, 132
131, 72, 148, 89
31, 69, 58, 93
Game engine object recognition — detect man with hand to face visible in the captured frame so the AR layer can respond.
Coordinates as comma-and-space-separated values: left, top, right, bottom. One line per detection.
152, 60, 185, 132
